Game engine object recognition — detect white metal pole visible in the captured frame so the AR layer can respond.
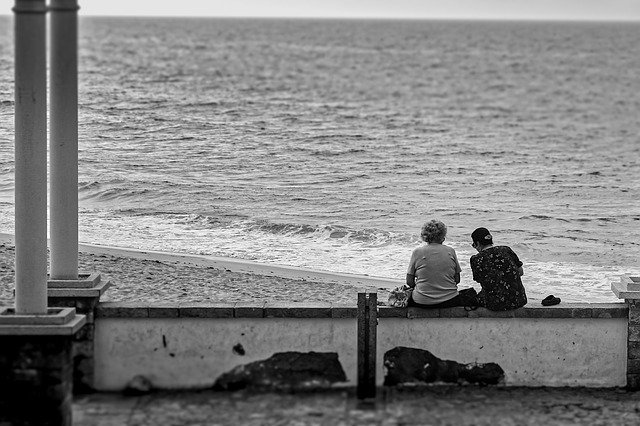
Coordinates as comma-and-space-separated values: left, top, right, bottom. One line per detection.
14, 0, 48, 314
49, 0, 79, 280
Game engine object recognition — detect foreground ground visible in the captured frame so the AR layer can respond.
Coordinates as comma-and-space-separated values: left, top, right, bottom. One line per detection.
74, 386, 640, 426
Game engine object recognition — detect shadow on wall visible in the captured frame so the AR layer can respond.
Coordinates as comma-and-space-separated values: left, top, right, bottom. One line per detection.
123, 348, 505, 394
384, 347, 505, 386
212, 351, 348, 391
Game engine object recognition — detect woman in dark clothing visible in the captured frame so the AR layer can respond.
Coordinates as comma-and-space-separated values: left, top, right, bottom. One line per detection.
470, 227, 527, 311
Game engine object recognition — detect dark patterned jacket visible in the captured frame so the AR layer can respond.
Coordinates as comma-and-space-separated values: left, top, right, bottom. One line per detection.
470, 246, 527, 311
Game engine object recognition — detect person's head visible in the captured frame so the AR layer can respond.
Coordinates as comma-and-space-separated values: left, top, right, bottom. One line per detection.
421, 220, 447, 244
471, 227, 493, 250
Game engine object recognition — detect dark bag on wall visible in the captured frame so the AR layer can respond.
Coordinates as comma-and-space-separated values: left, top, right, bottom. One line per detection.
458, 287, 481, 310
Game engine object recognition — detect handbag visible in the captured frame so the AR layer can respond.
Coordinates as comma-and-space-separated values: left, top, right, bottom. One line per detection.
387, 284, 413, 308
458, 287, 481, 310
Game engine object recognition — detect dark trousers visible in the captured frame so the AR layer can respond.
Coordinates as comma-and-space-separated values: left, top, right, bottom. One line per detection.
407, 293, 466, 309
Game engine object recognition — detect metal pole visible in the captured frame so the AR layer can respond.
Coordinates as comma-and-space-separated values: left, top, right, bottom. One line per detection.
49, 0, 80, 280
13, 0, 48, 314
357, 292, 377, 400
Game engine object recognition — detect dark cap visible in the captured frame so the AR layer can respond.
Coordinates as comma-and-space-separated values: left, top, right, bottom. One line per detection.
471, 227, 493, 246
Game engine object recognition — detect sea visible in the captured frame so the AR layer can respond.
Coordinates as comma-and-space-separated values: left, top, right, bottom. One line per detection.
0, 17, 639, 302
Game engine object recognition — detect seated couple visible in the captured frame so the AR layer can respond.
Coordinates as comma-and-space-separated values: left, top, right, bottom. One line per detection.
406, 220, 527, 311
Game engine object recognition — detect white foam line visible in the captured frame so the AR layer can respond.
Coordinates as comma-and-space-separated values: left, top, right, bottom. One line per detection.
0, 232, 400, 289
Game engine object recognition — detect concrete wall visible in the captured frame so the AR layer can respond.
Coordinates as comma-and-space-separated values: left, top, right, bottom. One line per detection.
93, 303, 628, 391
378, 318, 626, 387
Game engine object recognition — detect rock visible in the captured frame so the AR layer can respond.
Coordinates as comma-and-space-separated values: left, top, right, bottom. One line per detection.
123, 375, 153, 395
383, 346, 504, 386
213, 351, 347, 391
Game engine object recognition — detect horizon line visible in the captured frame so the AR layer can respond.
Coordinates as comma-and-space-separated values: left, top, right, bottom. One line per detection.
0, 14, 639, 23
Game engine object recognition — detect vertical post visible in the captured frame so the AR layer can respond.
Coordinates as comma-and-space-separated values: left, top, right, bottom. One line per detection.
627, 299, 640, 389
13, 0, 48, 314
612, 276, 640, 389
357, 292, 377, 400
50, 0, 80, 280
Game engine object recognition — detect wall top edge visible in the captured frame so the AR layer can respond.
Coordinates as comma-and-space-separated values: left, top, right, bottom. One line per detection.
91, 301, 628, 320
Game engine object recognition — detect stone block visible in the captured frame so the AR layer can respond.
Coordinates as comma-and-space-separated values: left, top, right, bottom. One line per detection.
570, 307, 593, 318
180, 304, 234, 318
592, 304, 627, 318
264, 303, 331, 318
629, 326, 640, 342
627, 359, 640, 374
235, 303, 266, 318
628, 341, 640, 359
148, 307, 180, 318
515, 307, 571, 318
438, 307, 469, 318
377, 306, 407, 318
627, 374, 640, 390
331, 304, 357, 318
96, 303, 149, 318
407, 307, 439, 318
629, 308, 640, 325
468, 308, 517, 318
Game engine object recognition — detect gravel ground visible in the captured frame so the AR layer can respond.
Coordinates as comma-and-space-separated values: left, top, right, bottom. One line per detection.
73, 386, 640, 426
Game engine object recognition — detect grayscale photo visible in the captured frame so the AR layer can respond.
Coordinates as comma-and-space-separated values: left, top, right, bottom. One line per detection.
1, 1, 639, 425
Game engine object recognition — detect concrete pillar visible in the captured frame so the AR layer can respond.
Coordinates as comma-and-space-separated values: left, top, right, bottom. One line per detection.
13, 0, 48, 314
49, 0, 80, 280
612, 276, 640, 389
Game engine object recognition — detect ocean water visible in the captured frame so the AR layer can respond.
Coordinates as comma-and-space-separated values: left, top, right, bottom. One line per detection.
0, 17, 639, 302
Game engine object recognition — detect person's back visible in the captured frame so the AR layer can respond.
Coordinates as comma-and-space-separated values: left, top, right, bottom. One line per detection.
410, 243, 460, 305
470, 227, 527, 311
406, 220, 464, 309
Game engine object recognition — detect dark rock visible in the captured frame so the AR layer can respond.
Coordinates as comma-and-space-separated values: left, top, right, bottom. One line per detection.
123, 375, 153, 395
213, 351, 347, 391
383, 346, 504, 386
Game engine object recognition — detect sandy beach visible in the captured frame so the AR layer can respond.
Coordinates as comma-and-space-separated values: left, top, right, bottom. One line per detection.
0, 234, 397, 307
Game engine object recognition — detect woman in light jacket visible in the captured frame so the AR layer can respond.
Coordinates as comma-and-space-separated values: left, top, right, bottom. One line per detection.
406, 220, 465, 308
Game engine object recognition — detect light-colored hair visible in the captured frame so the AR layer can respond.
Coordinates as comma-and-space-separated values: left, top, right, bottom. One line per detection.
421, 220, 447, 243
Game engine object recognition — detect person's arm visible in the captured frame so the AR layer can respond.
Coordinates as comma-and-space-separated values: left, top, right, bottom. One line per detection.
407, 249, 417, 288
452, 249, 462, 284
470, 255, 480, 283
406, 274, 416, 288
509, 247, 524, 277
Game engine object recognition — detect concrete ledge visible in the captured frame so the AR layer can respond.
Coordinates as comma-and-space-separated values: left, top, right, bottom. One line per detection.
0, 313, 86, 335
48, 272, 101, 288
94, 302, 628, 319
235, 302, 266, 318
180, 303, 234, 318
48, 278, 112, 298
331, 304, 358, 318
612, 280, 640, 300
0, 307, 75, 325
623, 276, 640, 292
264, 302, 331, 318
